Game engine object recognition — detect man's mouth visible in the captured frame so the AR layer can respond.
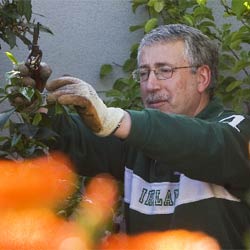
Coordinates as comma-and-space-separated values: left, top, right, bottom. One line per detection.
147, 99, 168, 108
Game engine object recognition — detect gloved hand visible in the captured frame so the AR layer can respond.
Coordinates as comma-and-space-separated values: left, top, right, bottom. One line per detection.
46, 76, 125, 137
8, 62, 52, 112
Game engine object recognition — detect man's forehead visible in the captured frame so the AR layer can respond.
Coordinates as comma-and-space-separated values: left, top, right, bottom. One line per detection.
141, 40, 185, 51
139, 62, 172, 69
139, 42, 186, 68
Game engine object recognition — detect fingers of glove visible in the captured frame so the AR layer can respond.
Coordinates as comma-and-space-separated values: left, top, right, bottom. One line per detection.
55, 94, 103, 133
46, 83, 93, 104
57, 94, 89, 107
76, 105, 103, 133
46, 76, 84, 91
46, 84, 78, 104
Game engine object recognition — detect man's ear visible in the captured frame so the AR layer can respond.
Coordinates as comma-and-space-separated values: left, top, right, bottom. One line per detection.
196, 65, 211, 93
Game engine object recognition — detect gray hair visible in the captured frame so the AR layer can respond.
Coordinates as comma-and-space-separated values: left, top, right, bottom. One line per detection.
138, 24, 219, 94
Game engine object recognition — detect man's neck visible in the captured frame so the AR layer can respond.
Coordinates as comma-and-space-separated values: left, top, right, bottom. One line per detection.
192, 94, 210, 117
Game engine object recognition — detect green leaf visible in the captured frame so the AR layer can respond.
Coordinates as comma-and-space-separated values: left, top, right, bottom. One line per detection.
226, 80, 242, 92
5, 52, 18, 65
122, 58, 137, 72
106, 89, 123, 97
20, 87, 35, 102
129, 24, 144, 32
196, 0, 207, 5
199, 21, 216, 27
100, 64, 113, 79
35, 127, 58, 140
17, 123, 39, 138
242, 75, 250, 86
0, 109, 15, 129
23, 0, 32, 21
244, 1, 250, 10
0, 136, 8, 142
5, 70, 20, 83
24, 144, 37, 156
130, 43, 139, 58
131, 0, 148, 13
230, 30, 243, 42
11, 133, 22, 147
232, 59, 250, 73
113, 78, 130, 90
154, 1, 165, 13
231, 0, 246, 19
55, 102, 65, 114
230, 39, 242, 50
144, 18, 158, 33
183, 14, 194, 26
16, 0, 32, 21
5, 29, 16, 49
193, 6, 214, 21
147, 0, 156, 7
32, 112, 42, 126
39, 24, 54, 35
0, 88, 5, 94
0, 150, 9, 157
219, 53, 236, 71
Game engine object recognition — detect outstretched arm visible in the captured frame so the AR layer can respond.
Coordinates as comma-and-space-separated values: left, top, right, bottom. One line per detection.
113, 111, 132, 139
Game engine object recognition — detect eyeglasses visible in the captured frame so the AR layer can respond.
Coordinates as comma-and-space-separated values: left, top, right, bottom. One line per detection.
132, 65, 199, 82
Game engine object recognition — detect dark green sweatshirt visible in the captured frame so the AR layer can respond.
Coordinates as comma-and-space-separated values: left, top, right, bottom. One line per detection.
52, 97, 250, 249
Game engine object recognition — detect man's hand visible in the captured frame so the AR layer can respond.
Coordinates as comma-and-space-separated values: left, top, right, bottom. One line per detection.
46, 77, 125, 137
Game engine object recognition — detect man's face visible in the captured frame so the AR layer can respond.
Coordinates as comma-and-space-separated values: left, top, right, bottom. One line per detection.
139, 41, 206, 116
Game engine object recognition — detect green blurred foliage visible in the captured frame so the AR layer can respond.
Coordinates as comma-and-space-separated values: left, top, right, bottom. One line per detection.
0, 53, 62, 160
0, 0, 52, 49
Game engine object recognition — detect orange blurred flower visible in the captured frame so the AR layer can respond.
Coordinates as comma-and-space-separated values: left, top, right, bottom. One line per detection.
0, 152, 77, 209
99, 229, 221, 250
0, 209, 90, 250
83, 174, 118, 209
0, 154, 121, 249
77, 174, 119, 234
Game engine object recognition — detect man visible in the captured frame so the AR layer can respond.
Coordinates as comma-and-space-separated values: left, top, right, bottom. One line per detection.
21, 24, 250, 249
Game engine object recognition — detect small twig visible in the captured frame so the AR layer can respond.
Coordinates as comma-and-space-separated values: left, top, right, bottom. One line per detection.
112, 62, 123, 68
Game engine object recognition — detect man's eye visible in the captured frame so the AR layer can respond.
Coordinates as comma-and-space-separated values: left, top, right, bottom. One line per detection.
159, 67, 172, 73
139, 71, 148, 77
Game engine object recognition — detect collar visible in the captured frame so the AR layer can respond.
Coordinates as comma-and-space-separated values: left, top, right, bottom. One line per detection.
196, 96, 224, 120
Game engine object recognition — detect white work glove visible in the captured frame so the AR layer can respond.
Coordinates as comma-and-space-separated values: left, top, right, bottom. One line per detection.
46, 76, 125, 137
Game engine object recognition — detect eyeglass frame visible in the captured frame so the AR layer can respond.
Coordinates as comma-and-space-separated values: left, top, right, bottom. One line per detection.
132, 65, 200, 82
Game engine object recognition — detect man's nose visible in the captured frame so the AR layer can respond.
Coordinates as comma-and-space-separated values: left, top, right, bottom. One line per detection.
146, 70, 161, 91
